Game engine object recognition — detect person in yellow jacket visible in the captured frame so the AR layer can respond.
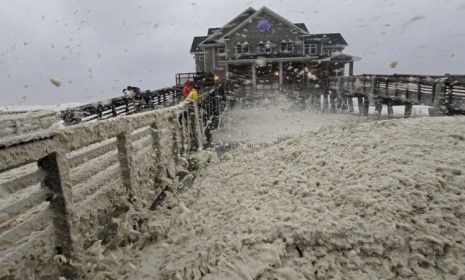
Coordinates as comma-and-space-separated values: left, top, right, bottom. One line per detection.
186, 87, 201, 102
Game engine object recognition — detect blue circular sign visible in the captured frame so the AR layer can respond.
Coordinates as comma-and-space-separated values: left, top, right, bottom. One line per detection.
257, 20, 272, 33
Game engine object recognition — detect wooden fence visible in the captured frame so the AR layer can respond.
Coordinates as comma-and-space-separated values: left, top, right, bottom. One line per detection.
61, 86, 180, 126
0, 85, 226, 278
323, 74, 465, 117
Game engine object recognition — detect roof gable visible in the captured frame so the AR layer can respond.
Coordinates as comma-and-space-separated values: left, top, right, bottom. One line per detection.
220, 6, 309, 41
201, 7, 257, 44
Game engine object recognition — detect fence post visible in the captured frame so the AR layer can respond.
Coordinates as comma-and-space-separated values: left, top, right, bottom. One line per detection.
150, 120, 167, 184
176, 114, 186, 155
116, 128, 136, 200
188, 102, 203, 151
169, 113, 181, 164
37, 148, 78, 278
184, 110, 192, 151
433, 81, 445, 107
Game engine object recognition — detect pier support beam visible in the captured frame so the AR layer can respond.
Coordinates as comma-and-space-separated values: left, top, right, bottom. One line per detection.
348, 97, 354, 112
357, 97, 364, 115
312, 91, 321, 110
330, 91, 337, 113
375, 102, 382, 119
404, 103, 413, 118
387, 105, 394, 117
341, 96, 348, 111
363, 97, 369, 116
323, 92, 329, 112
278, 61, 283, 91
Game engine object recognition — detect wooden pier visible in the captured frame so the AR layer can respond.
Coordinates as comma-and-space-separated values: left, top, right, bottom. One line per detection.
324, 74, 465, 117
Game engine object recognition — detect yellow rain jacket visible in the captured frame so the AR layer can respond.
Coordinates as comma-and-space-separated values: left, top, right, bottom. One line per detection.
186, 88, 201, 102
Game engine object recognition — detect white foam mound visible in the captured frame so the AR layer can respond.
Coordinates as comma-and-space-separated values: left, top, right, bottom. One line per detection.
109, 116, 465, 279
213, 94, 361, 145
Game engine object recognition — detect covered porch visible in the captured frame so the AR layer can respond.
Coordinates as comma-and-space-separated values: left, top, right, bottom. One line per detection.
219, 54, 360, 91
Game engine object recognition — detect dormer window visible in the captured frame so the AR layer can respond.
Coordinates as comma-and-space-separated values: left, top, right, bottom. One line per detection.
280, 41, 294, 53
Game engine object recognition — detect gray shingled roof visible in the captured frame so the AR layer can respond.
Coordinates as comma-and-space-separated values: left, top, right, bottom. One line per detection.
190, 36, 207, 53
208, 28, 220, 35
294, 23, 309, 33
307, 33, 348, 45
203, 7, 257, 44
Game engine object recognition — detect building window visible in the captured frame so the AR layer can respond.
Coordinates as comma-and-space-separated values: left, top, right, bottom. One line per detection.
288, 42, 294, 52
323, 49, 331, 56
311, 44, 317, 55
331, 49, 341, 56
304, 43, 318, 55
236, 43, 242, 55
242, 42, 249, 54
217, 47, 225, 55
280, 41, 294, 53
258, 41, 271, 54
236, 42, 249, 55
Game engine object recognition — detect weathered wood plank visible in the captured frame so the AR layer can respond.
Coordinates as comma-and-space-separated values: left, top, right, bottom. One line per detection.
68, 139, 117, 169
0, 187, 51, 222
0, 169, 46, 196
0, 207, 51, 252
0, 138, 56, 173
70, 150, 119, 186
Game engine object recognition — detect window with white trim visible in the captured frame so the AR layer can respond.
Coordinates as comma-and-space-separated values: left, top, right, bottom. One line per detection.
258, 42, 271, 54
242, 42, 249, 54
304, 43, 318, 55
280, 41, 294, 53
235, 42, 249, 55
236, 43, 243, 55
217, 47, 225, 55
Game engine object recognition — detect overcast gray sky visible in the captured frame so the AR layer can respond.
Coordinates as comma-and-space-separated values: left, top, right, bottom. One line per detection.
0, 0, 464, 106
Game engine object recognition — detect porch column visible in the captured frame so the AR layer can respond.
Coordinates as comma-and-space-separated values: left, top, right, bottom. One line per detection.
349, 62, 354, 76
251, 63, 256, 91
224, 64, 230, 81
279, 61, 283, 90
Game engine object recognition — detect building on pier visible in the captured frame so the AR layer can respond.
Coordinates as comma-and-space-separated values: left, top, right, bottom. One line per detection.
190, 6, 360, 90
